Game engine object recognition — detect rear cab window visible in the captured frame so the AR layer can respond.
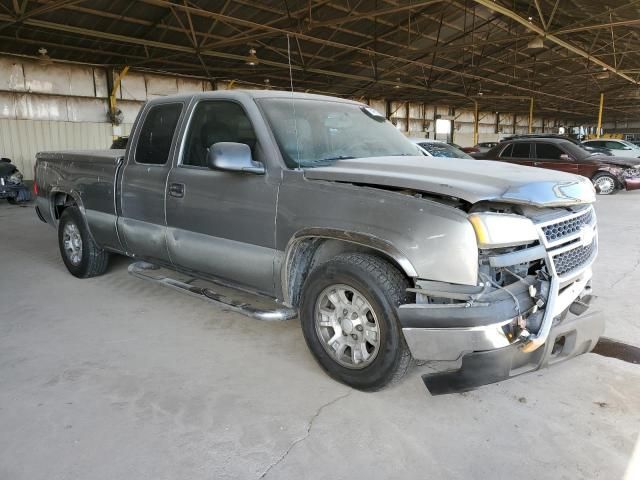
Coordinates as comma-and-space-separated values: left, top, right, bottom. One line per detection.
500, 142, 531, 158
535, 143, 564, 160
135, 103, 183, 165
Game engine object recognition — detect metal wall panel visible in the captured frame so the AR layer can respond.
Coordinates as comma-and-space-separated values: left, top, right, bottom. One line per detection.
118, 100, 143, 125
0, 57, 25, 91
146, 74, 178, 98
69, 66, 95, 97
119, 73, 147, 101
0, 119, 112, 179
177, 77, 205, 93
23, 62, 72, 95
94, 69, 109, 98
0, 92, 17, 118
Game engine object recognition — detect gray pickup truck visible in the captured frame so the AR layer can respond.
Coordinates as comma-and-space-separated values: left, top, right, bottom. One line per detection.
34, 90, 603, 393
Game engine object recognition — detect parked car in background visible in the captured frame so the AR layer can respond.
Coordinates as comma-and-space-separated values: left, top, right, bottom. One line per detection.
463, 142, 499, 154
0, 157, 31, 204
501, 134, 612, 156
481, 137, 640, 195
582, 139, 640, 158
410, 138, 473, 158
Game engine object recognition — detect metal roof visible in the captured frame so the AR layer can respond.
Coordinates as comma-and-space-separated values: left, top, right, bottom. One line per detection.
1, 0, 639, 121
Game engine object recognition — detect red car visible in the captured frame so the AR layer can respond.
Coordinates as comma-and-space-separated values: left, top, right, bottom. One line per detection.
463, 141, 500, 154
480, 138, 640, 195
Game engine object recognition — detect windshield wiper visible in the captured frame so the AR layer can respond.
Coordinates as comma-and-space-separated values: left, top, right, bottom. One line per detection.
318, 155, 357, 162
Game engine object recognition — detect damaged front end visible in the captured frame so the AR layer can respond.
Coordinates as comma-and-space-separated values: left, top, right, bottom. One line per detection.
399, 204, 603, 394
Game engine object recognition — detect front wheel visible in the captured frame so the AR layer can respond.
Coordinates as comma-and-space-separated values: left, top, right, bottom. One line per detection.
300, 253, 413, 391
58, 206, 110, 278
592, 172, 619, 195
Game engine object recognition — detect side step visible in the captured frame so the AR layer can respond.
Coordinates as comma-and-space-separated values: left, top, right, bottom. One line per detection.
128, 261, 298, 321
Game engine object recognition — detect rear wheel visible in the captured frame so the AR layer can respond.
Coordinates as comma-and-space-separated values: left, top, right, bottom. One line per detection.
592, 172, 618, 195
300, 253, 412, 391
58, 207, 110, 278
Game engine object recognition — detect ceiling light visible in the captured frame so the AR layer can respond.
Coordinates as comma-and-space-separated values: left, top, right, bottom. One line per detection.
37, 47, 52, 65
525, 37, 544, 50
394, 77, 401, 89
246, 48, 258, 66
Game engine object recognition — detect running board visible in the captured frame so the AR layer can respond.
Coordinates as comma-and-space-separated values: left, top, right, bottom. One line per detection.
128, 261, 297, 321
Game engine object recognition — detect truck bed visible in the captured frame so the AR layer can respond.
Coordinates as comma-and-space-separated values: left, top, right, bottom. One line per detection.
36, 149, 124, 165
35, 149, 125, 251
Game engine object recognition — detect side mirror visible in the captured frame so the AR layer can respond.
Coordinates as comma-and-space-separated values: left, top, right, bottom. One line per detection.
207, 142, 265, 174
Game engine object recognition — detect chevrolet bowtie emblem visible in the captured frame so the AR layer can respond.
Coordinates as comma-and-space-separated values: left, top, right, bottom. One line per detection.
579, 225, 595, 248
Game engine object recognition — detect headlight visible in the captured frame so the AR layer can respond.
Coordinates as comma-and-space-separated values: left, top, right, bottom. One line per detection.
468, 213, 539, 248
8, 172, 23, 184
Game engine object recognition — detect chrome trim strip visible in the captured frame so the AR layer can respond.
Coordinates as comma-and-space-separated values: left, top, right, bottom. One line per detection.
402, 318, 514, 361
488, 244, 546, 268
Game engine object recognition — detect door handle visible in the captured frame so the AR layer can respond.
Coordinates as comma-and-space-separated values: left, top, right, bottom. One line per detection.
168, 183, 185, 198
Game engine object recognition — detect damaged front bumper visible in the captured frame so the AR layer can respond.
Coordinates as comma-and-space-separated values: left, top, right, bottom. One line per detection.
0, 181, 25, 199
400, 269, 602, 394
623, 177, 640, 191
399, 205, 603, 394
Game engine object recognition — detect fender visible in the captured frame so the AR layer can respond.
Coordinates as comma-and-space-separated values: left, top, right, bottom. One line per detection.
280, 227, 419, 306
48, 187, 99, 246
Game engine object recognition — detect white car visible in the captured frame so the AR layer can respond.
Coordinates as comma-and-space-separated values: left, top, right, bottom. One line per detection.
582, 139, 640, 158
408, 138, 473, 159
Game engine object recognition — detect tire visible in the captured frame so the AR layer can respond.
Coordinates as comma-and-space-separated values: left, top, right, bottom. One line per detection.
300, 253, 413, 391
58, 206, 110, 278
592, 172, 619, 195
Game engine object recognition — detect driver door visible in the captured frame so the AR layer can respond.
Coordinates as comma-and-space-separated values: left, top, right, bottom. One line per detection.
533, 142, 579, 173
164, 100, 279, 296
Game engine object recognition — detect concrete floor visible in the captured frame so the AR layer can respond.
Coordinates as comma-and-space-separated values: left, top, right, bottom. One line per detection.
1, 195, 639, 480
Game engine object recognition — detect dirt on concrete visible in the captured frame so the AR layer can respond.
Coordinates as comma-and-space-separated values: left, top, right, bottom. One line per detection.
0, 195, 639, 480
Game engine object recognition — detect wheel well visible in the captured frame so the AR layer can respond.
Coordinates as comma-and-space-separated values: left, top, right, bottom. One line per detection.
285, 237, 414, 307
52, 192, 77, 219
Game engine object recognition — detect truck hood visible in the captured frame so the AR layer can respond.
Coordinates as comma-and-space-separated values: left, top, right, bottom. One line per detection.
304, 156, 596, 207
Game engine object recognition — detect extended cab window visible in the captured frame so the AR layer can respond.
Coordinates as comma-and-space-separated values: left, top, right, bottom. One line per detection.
536, 143, 564, 160
135, 103, 183, 165
183, 101, 257, 167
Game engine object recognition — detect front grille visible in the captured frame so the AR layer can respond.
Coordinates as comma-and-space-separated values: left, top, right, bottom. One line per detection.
541, 208, 594, 244
553, 239, 597, 277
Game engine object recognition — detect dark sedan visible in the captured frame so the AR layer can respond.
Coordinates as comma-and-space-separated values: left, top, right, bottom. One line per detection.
479, 138, 640, 195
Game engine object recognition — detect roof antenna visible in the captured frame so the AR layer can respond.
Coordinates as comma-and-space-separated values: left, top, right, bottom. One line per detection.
286, 34, 302, 170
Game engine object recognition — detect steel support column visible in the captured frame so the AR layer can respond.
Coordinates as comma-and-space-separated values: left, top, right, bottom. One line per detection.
473, 100, 479, 145
597, 93, 604, 138
529, 97, 534, 134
